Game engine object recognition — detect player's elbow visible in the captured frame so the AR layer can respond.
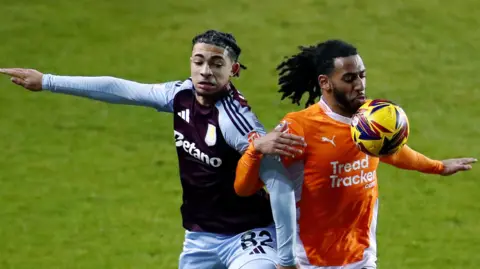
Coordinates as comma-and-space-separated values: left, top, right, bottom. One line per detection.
234, 179, 264, 197
234, 182, 255, 197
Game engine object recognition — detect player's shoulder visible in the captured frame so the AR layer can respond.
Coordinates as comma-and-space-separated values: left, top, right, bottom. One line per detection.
177, 78, 195, 91
278, 103, 332, 136
287, 103, 332, 122
216, 83, 265, 137
216, 83, 252, 112
281, 105, 314, 124
152, 78, 194, 93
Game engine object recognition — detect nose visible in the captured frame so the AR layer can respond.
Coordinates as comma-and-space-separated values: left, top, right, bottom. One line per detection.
200, 64, 212, 77
354, 77, 365, 92
354, 84, 365, 93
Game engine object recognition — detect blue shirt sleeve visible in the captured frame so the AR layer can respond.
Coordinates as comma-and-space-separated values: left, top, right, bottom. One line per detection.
217, 91, 296, 265
217, 94, 266, 153
42, 74, 186, 113
260, 156, 297, 267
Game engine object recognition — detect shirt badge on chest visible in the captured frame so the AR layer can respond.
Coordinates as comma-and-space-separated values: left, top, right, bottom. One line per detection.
205, 123, 217, 147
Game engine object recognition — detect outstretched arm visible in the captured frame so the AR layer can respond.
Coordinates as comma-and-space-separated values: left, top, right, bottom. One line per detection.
0, 68, 182, 112
380, 144, 476, 176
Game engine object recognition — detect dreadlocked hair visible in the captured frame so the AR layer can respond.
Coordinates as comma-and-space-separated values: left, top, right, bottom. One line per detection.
192, 30, 247, 76
277, 39, 358, 107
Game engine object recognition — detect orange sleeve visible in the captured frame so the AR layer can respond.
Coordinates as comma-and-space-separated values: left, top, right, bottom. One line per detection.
234, 143, 265, 196
380, 144, 445, 174
234, 117, 306, 196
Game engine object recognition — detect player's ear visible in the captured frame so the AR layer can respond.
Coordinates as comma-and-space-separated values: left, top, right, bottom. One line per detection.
318, 74, 331, 92
231, 62, 240, 77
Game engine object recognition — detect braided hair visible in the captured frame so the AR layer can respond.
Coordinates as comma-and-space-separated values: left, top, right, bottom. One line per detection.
277, 40, 358, 107
192, 30, 247, 76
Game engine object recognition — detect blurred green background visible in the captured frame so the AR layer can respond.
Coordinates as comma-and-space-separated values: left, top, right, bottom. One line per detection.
0, 0, 479, 268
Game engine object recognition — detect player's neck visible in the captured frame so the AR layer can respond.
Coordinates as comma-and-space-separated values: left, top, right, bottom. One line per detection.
194, 83, 231, 107
322, 96, 354, 118
195, 94, 214, 107
331, 104, 354, 118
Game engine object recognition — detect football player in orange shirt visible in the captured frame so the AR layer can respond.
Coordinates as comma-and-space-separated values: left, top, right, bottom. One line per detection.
234, 40, 476, 269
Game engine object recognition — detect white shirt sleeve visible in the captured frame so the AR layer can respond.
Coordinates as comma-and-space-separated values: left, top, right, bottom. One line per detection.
217, 94, 266, 153
260, 156, 297, 266
218, 93, 296, 266
42, 74, 189, 113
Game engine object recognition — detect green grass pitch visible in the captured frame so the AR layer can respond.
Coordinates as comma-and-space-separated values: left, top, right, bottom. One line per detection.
0, 0, 479, 268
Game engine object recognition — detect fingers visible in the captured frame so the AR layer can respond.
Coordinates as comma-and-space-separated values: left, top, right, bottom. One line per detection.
275, 143, 303, 156
443, 164, 473, 176
274, 148, 295, 158
460, 158, 477, 164
451, 165, 472, 175
0, 68, 26, 78
459, 164, 472, 171
277, 136, 306, 150
275, 138, 303, 152
280, 133, 307, 147
11, 77, 25, 86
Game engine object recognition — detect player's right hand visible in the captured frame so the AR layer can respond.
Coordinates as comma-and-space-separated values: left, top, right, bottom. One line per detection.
0, 68, 44, 91
253, 130, 306, 157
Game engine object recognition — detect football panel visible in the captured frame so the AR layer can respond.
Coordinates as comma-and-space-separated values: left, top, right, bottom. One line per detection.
355, 113, 383, 140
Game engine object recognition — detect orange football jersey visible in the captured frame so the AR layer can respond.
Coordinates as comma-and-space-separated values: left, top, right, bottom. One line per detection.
279, 100, 379, 267
235, 98, 444, 268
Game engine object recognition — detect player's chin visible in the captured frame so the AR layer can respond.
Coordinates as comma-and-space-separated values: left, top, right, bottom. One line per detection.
195, 83, 219, 94
351, 97, 366, 111
195, 87, 223, 96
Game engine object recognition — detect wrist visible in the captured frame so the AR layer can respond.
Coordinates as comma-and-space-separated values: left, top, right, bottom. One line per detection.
437, 160, 446, 174
247, 142, 263, 158
41, 74, 51, 91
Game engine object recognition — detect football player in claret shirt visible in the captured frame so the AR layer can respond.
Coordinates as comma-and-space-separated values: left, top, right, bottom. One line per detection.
0, 30, 305, 269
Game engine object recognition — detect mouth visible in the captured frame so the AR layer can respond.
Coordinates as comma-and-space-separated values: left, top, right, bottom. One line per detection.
199, 81, 215, 86
197, 81, 216, 91
355, 94, 366, 101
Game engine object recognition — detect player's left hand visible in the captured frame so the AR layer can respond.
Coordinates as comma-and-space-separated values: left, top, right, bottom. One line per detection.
253, 131, 306, 157
440, 158, 477, 176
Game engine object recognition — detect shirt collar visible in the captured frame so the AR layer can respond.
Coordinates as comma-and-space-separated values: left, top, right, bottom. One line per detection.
319, 97, 352, 125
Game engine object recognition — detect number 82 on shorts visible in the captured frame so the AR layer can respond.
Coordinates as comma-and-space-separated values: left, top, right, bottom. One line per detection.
240, 229, 274, 250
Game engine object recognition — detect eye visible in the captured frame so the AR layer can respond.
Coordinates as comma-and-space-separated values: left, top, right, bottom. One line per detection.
342, 74, 355, 83
192, 58, 204, 65
211, 61, 224, 68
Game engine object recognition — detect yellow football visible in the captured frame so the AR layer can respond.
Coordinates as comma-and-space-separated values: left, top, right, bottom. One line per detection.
350, 99, 410, 157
